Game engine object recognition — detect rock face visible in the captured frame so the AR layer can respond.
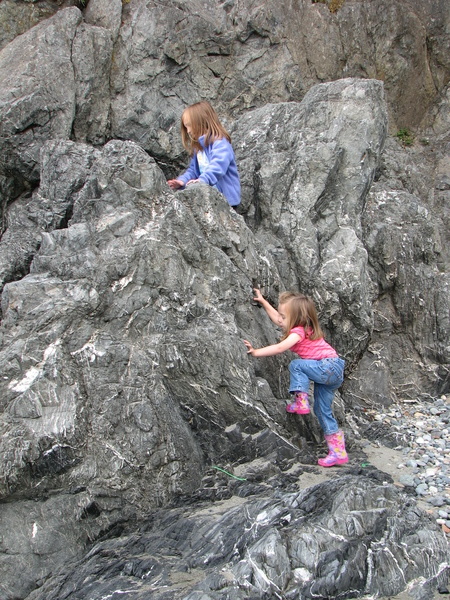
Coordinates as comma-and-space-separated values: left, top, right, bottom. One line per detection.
0, 7, 112, 195
0, 137, 292, 598
2, 0, 449, 201
0, 0, 83, 52
0, 1, 449, 599
0, 8, 81, 201
108, 0, 449, 160
354, 136, 450, 405
22, 475, 450, 600
233, 80, 388, 364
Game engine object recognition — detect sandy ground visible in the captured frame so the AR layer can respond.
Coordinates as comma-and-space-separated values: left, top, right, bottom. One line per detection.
297, 440, 434, 512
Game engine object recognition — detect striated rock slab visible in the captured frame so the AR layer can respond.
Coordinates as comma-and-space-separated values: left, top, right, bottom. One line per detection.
0, 138, 298, 597
24, 475, 448, 600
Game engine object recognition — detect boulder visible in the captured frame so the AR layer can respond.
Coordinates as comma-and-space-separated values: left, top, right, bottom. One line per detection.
0, 8, 81, 186
233, 79, 388, 364
0, 6, 112, 210
0, 0, 82, 51
0, 138, 296, 596
22, 475, 449, 600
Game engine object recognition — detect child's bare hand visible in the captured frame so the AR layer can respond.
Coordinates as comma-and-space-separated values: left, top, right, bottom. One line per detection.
243, 340, 255, 355
186, 179, 200, 186
252, 288, 264, 303
168, 179, 183, 190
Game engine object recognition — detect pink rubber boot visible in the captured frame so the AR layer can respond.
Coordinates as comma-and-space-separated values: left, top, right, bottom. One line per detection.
318, 430, 349, 467
286, 392, 310, 414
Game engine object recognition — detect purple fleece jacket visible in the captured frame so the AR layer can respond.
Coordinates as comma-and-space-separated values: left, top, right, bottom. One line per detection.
177, 136, 241, 206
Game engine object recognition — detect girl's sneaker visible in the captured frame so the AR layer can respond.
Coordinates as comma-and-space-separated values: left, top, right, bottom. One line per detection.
286, 392, 310, 414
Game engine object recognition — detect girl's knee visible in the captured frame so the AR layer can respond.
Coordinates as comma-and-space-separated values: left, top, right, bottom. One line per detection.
289, 359, 304, 373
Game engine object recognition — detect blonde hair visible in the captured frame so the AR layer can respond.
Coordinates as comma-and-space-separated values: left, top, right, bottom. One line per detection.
279, 292, 324, 341
181, 101, 231, 155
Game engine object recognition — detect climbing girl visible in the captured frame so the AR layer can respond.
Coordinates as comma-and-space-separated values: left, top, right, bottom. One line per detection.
244, 288, 348, 467
167, 101, 241, 207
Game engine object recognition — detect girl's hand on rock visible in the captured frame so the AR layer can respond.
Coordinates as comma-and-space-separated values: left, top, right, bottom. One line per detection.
252, 288, 264, 303
243, 340, 255, 355
168, 179, 183, 190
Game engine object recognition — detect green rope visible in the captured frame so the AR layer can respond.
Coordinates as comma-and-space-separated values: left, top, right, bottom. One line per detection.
212, 466, 247, 481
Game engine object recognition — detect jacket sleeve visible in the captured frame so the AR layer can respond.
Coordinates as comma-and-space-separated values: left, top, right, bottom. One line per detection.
197, 139, 233, 186
177, 154, 200, 186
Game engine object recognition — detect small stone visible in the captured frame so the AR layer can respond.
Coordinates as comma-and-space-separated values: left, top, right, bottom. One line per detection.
415, 483, 428, 496
430, 497, 447, 507
399, 474, 415, 487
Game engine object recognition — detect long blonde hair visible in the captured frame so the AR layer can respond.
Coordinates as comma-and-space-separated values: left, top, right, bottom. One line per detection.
181, 101, 231, 155
279, 292, 324, 341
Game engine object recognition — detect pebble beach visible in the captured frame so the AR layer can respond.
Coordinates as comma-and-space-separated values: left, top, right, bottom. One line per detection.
364, 395, 450, 532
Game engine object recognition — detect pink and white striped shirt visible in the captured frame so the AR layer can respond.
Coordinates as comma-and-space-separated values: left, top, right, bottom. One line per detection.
289, 326, 338, 360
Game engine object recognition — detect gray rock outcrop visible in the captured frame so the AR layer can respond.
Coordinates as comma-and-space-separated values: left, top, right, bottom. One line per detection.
1, 81, 448, 599
0, 0, 83, 52
2, 1, 449, 204
23, 476, 449, 600
0, 1, 449, 599
233, 79, 388, 363
109, 0, 449, 159
0, 7, 111, 197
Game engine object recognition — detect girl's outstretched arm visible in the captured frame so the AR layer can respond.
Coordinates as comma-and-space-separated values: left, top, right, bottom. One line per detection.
175, 154, 200, 187
244, 332, 300, 358
252, 288, 281, 325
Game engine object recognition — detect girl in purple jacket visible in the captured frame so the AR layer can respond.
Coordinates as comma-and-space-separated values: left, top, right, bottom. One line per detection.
168, 101, 241, 207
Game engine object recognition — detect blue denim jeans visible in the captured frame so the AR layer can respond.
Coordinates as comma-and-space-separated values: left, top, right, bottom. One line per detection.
288, 357, 345, 435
